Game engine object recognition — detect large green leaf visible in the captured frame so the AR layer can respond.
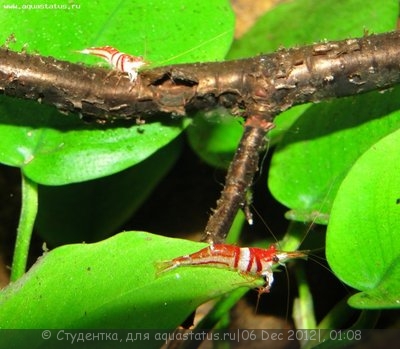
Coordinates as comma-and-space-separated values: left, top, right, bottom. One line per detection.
0, 232, 262, 331
326, 129, 400, 309
188, 0, 398, 169
266, 0, 399, 222
269, 87, 400, 223
0, 0, 235, 184
1, 0, 234, 65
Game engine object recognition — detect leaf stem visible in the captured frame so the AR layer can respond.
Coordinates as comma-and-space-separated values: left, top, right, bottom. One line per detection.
10, 173, 38, 282
293, 264, 317, 331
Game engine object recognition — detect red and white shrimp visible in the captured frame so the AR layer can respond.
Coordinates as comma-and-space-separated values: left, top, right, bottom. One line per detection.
156, 244, 307, 293
76, 46, 147, 82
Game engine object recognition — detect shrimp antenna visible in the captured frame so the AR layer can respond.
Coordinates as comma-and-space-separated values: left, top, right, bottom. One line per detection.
156, 29, 231, 66
251, 204, 281, 247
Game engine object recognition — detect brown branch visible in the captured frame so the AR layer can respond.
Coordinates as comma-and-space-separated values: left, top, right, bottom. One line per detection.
1, 31, 400, 123
202, 116, 274, 243
2, 31, 400, 243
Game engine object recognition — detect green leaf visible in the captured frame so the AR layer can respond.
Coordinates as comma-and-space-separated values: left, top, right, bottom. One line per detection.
0, 232, 262, 331
257, 0, 399, 223
0, 96, 184, 185
326, 129, 400, 309
1, 0, 234, 64
0, 0, 234, 185
269, 87, 400, 222
228, 0, 399, 59
348, 256, 400, 309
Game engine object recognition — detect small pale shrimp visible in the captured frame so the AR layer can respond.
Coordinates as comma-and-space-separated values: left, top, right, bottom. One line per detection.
76, 46, 148, 82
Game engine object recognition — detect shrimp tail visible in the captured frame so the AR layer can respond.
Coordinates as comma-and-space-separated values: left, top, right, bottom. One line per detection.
154, 260, 177, 277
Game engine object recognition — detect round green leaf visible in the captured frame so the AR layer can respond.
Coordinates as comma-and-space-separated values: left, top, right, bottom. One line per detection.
326, 129, 400, 308
269, 88, 400, 223
0, 232, 263, 332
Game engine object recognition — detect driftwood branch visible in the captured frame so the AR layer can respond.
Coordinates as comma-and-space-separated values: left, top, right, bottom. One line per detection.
2, 31, 400, 243
203, 116, 275, 243
1, 31, 400, 122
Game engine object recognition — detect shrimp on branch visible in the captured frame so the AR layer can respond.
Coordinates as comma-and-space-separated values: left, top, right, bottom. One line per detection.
76, 46, 148, 82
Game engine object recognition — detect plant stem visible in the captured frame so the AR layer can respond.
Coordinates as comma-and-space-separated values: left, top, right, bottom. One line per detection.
10, 173, 38, 282
225, 209, 246, 245
293, 264, 317, 331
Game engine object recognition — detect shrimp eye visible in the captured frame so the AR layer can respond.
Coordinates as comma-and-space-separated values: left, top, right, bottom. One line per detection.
272, 256, 279, 263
